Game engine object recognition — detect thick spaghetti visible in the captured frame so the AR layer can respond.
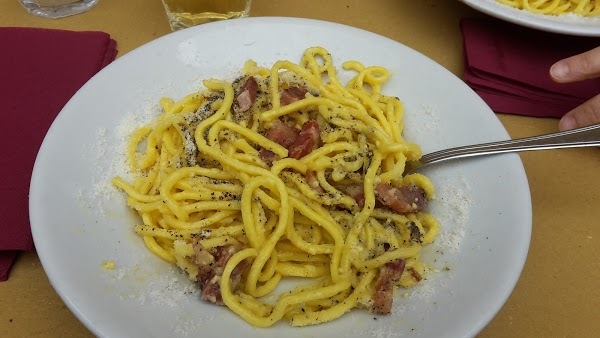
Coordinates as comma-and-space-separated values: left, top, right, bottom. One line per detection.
113, 47, 439, 327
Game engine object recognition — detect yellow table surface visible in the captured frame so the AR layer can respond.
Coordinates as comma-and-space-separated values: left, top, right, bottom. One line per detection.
1, 1, 598, 337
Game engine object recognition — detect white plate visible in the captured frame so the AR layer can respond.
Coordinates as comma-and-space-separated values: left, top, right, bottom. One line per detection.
461, 0, 600, 36
30, 17, 531, 338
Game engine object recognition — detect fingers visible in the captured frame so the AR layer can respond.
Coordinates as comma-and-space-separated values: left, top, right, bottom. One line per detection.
559, 94, 600, 131
550, 46, 600, 83
551, 47, 600, 130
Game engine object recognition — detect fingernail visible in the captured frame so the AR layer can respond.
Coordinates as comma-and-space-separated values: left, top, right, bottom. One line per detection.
551, 62, 569, 79
559, 116, 576, 131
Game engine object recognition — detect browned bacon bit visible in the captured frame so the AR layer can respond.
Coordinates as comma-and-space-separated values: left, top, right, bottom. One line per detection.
374, 183, 428, 214
192, 241, 249, 305
228, 258, 251, 293
372, 259, 406, 315
408, 268, 422, 282
288, 120, 321, 159
213, 245, 239, 267
305, 170, 324, 192
345, 184, 366, 207
266, 119, 300, 149
280, 86, 308, 106
264, 119, 321, 160
258, 148, 277, 165
235, 76, 258, 112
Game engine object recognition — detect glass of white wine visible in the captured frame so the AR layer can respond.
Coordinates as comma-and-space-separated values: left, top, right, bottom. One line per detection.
19, 0, 99, 19
161, 0, 253, 31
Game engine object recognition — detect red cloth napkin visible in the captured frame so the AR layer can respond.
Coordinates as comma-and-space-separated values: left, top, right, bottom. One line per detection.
460, 18, 600, 117
0, 27, 117, 281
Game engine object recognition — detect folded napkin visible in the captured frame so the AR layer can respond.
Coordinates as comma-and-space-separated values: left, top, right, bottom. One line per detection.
461, 18, 600, 117
0, 27, 117, 281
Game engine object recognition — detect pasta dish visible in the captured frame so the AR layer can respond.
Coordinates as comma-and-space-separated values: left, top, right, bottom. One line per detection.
113, 47, 439, 327
497, 0, 600, 16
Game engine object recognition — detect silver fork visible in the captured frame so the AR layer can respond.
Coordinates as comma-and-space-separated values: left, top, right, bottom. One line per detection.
407, 123, 600, 173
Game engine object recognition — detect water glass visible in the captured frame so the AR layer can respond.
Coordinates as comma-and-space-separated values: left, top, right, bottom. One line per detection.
161, 0, 252, 31
19, 0, 99, 19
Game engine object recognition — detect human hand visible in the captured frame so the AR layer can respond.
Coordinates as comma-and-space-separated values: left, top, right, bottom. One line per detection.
550, 46, 600, 131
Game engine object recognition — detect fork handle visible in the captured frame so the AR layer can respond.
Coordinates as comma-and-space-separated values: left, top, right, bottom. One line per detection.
420, 123, 600, 165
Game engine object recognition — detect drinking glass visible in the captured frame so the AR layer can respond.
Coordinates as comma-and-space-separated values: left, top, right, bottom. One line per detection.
161, 0, 252, 31
19, 0, 99, 19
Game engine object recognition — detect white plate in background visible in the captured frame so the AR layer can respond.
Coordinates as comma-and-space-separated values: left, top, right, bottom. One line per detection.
461, 0, 600, 36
